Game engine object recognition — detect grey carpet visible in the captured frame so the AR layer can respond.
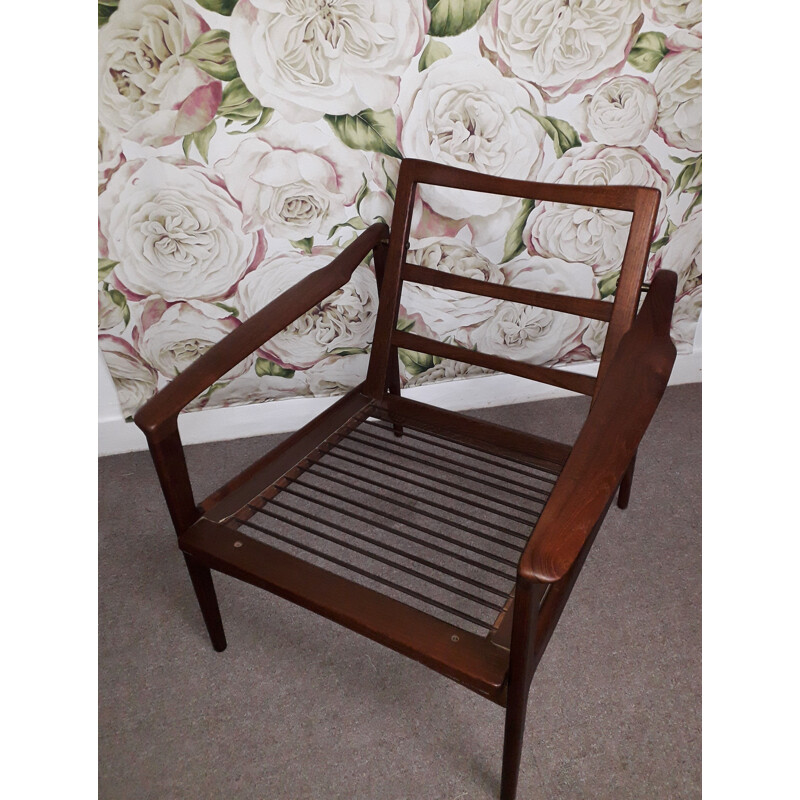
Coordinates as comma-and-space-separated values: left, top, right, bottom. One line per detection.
99, 382, 701, 800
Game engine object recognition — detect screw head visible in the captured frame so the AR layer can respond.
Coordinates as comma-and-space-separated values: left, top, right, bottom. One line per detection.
233, 541, 243, 548
451, 635, 459, 643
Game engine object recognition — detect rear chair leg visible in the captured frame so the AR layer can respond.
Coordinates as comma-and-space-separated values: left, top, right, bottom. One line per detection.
183, 554, 227, 652
617, 452, 637, 509
388, 344, 404, 437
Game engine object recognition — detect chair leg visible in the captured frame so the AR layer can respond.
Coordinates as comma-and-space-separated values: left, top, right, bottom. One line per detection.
500, 672, 532, 800
388, 344, 404, 437
617, 452, 637, 509
183, 554, 227, 652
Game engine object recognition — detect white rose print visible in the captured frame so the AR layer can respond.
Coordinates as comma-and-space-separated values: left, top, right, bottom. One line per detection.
229, 0, 429, 122
99, 158, 264, 302
98, 0, 221, 147
135, 297, 255, 381
235, 251, 379, 370
524, 144, 672, 276
479, 0, 643, 101
397, 55, 545, 233
474, 255, 596, 366
216, 119, 369, 240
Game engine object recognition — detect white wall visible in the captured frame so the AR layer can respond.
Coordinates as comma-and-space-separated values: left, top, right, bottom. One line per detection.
99, 315, 701, 456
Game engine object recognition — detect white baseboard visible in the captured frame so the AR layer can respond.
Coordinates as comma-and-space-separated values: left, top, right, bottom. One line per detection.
98, 349, 701, 456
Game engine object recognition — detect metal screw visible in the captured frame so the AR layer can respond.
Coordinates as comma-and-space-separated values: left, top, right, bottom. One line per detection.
233, 541, 243, 548
451, 635, 459, 643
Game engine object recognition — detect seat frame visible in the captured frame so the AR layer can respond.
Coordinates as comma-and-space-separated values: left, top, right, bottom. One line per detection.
134, 159, 677, 800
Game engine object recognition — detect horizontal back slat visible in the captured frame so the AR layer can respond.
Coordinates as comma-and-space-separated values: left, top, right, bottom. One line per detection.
364, 159, 660, 402
392, 330, 597, 397
399, 158, 654, 212
402, 262, 613, 322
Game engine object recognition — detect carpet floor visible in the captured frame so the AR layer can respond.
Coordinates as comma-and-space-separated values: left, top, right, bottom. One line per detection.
99, 382, 701, 800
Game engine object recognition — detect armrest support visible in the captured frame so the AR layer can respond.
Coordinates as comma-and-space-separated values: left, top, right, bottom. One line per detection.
519, 269, 678, 583
133, 222, 387, 536
134, 222, 388, 441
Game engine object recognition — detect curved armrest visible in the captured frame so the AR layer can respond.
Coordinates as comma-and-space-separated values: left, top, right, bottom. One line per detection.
519, 269, 678, 583
134, 222, 389, 441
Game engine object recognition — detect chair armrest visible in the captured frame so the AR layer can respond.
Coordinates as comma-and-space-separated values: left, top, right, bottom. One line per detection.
134, 222, 388, 441
519, 269, 678, 583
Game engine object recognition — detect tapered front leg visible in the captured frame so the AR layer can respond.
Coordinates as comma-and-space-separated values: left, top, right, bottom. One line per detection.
499, 579, 545, 800
183, 554, 227, 652
500, 669, 533, 800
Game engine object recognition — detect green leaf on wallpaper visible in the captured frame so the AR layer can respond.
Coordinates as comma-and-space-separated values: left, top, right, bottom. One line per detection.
671, 154, 702, 196
185, 30, 239, 82
255, 358, 295, 379
683, 189, 702, 221
98, 258, 118, 282
381, 160, 397, 200
627, 32, 668, 73
649, 218, 678, 253
330, 347, 369, 356
501, 198, 535, 263
198, 382, 228, 402
98, 1, 119, 26
419, 39, 453, 71
649, 234, 669, 254
598, 271, 620, 298
355, 173, 370, 214
329, 216, 368, 238
182, 119, 217, 163
194, 0, 239, 15
290, 238, 314, 254
531, 115, 581, 158
324, 110, 402, 159
213, 302, 239, 317
108, 288, 130, 327
427, 0, 493, 37
218, 78, 274, 133
396, 318, 416, 333
398, 348, 442, 376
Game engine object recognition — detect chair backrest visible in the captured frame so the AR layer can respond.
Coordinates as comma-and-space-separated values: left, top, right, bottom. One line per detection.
364, 158, 661, 403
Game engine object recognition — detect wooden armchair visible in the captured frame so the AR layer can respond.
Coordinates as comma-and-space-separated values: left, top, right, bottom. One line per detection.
135, 158, 677, 800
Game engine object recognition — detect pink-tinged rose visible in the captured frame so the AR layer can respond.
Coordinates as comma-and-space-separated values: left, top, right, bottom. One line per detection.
473, 256, 596, 366
229, 0, 429, 122
358, 190, 394, 227
135, 297, 254, 381
98, 287, 125, 330
174, 83, 223, 136
304, 353, 371, 397
198, 371, 313, 410
651, 209, 701, 296
400, 238, 505, 343
235, 251, 379, 370
405, 358, 492, 388
397, 55, 545, 228
654, 48, 702, 152
524, 144, 672, 276
581, 314, 611, 358
666, 28, 703, 52
99, 334, 159, 417
99, 158, 264, 302
644, 0, 702, 29
575, 76, 658, 147
479, 0, 643, 102
98, 0, 221, 147
670, 284, 702, 353
98, 125, 124, 194
216, 120, 369, 239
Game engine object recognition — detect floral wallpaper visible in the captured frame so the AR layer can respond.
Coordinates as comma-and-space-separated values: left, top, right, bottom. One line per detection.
98, 0, 701, 418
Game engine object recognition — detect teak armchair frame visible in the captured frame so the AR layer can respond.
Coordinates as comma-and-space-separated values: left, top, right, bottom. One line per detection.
135, 159, 677, 800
